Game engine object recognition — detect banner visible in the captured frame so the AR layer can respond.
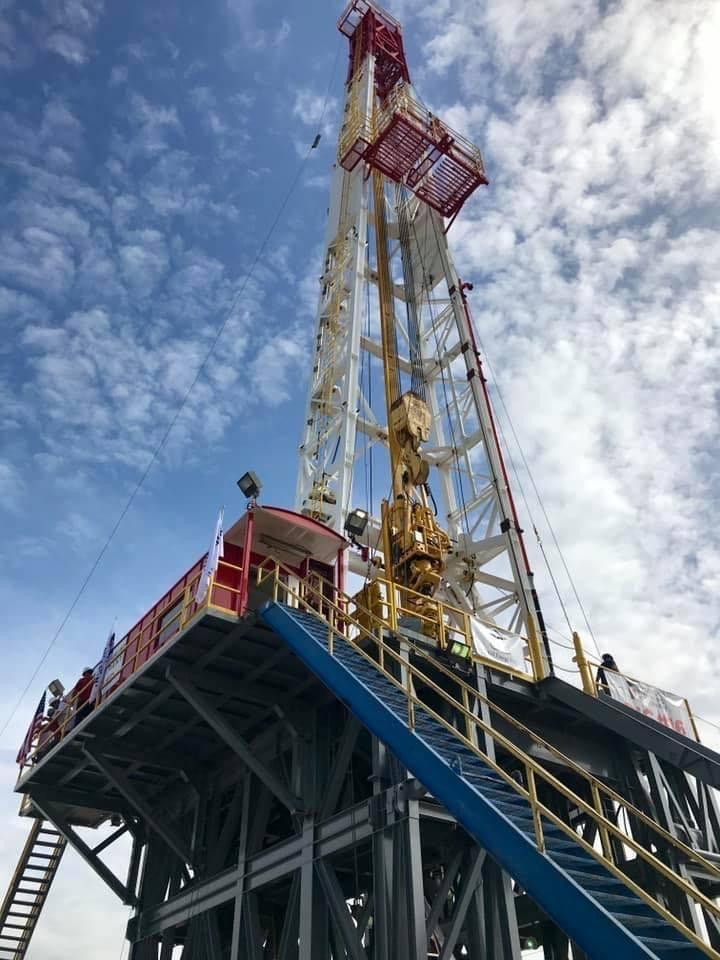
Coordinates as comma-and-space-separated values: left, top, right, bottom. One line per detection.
604, 672, 696, 741
91, 629, 116, 704
470, 619, 527, 674
195, 507, 225, 604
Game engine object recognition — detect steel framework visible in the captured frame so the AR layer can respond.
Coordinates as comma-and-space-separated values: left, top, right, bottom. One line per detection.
10, 599, 720, 959
295, 1, 548, 670
3, 4, 720, 960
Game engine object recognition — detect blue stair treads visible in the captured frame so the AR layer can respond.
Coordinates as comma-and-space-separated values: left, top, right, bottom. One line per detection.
260, 603, 709, 960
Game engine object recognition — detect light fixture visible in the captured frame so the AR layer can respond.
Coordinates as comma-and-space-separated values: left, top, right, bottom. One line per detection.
237, 470, 262, 501
449, 641, 471, 660
344, 508, 368, 541
48, 679, 65, 698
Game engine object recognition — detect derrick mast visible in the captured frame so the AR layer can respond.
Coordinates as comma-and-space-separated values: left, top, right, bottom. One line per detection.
297, 0, 549, 673
5, 7, 720, 960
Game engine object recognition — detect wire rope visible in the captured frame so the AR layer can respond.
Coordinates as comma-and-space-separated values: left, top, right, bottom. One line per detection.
467, 328, 602, 658
406, 196, 473, 555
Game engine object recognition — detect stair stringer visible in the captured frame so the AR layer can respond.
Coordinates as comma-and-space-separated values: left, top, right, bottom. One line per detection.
261, 601, 666, 960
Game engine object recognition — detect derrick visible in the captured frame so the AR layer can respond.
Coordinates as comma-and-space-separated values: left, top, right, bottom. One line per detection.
3, 3, 719, 960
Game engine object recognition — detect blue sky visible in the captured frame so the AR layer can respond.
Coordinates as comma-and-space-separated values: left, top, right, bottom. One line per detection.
1, 0, 719, 955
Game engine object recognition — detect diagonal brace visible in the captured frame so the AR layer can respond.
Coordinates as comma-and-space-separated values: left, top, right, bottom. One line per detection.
320, 715, 362, 818
438, 848, 486, 960
316, 860, 369, 960
83, 744, 194, 867
31, 797, 136, 906
166, 667, 303, 815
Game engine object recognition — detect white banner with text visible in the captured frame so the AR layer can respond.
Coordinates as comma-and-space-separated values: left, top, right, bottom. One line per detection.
604, 672, 696, 741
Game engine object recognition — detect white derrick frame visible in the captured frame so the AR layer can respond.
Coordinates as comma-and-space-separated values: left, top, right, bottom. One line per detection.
296, 65, 545, 656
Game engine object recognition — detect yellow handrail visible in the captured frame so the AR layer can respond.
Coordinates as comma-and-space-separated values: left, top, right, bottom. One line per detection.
21, 558, 244, 767
349, 573, 536, 680
258, 559, 720, 957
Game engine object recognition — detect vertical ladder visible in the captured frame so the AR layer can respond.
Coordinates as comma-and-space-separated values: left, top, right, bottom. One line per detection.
0, 821, 66, 959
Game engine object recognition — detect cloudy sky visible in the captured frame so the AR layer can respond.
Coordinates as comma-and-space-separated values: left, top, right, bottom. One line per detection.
0, 0, 718, 955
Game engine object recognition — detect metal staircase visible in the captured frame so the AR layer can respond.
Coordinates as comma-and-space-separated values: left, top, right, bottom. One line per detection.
0, 821, 66, 959
258, 578, 720, 960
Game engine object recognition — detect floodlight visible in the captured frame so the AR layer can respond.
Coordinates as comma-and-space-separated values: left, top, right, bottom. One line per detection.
449, 641, 471, 660
237, 471, 262, 500
344, 508, 369, 540
48, 679, 65, 698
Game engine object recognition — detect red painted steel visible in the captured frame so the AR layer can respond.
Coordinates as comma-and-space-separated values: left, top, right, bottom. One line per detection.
336, 1, 487, 218
366, 104, 489, 218
339, 0, 410, 97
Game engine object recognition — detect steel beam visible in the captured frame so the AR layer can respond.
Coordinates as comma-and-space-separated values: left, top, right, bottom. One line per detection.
316, 860, 368, 960
92, 822, 129, 855
31, 798, 136, 906
426, 846, 463, 947
129, 789, 389, 940
229, 775, 250, 959
438, 848, 486, 960
86, 737, 193, 771
166, 668, 303, 815
319, 715, 362, 818
277, 872, 301, 960
83, 744, 194, 867
21, 782, 134, 816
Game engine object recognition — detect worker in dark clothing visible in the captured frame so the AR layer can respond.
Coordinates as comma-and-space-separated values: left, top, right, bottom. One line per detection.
596, 653, 619, 691
70, 667, 95, 728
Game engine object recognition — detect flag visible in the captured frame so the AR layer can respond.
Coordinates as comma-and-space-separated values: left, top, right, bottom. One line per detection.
195, 507, 224, 604
16, 691, 46, 765
91, 629, 116, 704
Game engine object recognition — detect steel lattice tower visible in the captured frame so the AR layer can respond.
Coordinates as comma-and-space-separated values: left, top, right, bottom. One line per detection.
4, 5, 720, 960
295, 1, 550, 671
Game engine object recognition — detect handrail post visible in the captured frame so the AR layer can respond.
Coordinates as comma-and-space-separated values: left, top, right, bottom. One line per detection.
526, 618, 546, 682
328, 605, 335, 656
527, 767, 545, 853
591, 781, 612, 860
406, 664, 415, 731
573, 631, 596, 696
686, 699, 701, 742
461, 686, 472, 742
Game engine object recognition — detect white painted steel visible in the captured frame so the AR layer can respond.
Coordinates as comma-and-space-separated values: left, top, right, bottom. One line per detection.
295, 58, 545, 660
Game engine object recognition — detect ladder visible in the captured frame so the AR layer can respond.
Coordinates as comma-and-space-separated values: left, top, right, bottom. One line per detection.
0, 821, 66, 959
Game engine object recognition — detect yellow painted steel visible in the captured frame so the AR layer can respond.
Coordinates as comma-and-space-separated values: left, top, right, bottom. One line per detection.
372, 171, 403, 461
572, 631, 597, 695
253, 559, 720, 959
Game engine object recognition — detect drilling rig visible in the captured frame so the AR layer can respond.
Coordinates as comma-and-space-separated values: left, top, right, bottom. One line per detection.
296, 1, 552, 679
4, 3, 720, 959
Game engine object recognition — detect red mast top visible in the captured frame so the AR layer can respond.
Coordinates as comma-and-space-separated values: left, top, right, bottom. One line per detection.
338, 0, 411, 100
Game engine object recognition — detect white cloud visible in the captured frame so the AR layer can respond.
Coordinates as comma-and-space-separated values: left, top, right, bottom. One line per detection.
250, 331, 308, 406
400, 0, 720, 721
0, 228, 76, 299
292, 87, 337, 138
225, 0, 290, 50
118, 228, 169, 299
